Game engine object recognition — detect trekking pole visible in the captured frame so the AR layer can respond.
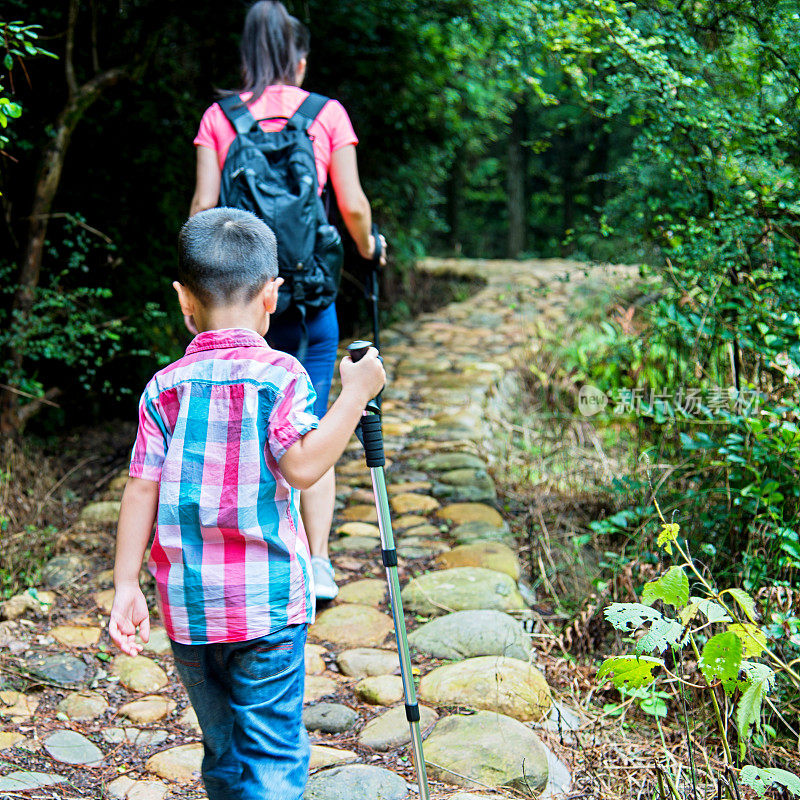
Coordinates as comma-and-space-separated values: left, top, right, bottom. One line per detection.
365, 224, 382, 353
347, 340, 430, 800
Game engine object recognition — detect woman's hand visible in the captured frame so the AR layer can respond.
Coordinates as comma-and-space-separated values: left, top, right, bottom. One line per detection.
364, 233, 388, 266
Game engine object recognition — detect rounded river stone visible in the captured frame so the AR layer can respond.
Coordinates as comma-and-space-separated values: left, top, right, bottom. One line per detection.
408, 609, 531, 661
304, 764, 408, 800
419, 656, 551, 722
422, 711, 548, 795
302, 702, 359, 734
400, 567, 526, 617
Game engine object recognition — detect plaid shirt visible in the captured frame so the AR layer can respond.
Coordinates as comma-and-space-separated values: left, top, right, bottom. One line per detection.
129, 328, 318, 645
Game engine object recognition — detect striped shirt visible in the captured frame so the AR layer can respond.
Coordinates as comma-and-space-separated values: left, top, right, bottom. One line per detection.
129, 328, 318, 645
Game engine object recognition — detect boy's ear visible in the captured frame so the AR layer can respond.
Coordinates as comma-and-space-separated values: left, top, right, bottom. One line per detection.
263, 277, 283, 314
173, 281, 196, 316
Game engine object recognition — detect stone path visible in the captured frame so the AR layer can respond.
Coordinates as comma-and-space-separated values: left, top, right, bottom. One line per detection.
0, 258, 633, 798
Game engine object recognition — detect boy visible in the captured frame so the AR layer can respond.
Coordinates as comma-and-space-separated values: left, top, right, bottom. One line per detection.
108, 208, 384, 799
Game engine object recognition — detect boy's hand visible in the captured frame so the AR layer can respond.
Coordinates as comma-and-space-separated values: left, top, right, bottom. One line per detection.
340, 347, 385, 406
109, 583, 150, 656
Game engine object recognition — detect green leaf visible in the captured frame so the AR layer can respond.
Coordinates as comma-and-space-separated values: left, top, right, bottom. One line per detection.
728, 623, 767, 658
699, 631, 742, 693
692, 597, 732, 623
604, 602, 663, 632
736, 662, 774, 757
740, 766, 800, 797
723, 588, 757, 623
641, 566, 689, 608
680, 602, 699, 626
639, 694, 668, 718
656, 522, 679, 554
597, 655, 662, 689
3, 53, 13, 70
636, 617, 684, 655
602, 702, 625, 717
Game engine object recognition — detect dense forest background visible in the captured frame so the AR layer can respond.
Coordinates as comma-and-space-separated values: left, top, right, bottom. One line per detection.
0, 0, 644, 432
3, 0, 800, 590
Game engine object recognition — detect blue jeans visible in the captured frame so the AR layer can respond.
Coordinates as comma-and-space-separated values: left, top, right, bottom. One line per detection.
267, 303, 339, 418
170, 624, 309, 800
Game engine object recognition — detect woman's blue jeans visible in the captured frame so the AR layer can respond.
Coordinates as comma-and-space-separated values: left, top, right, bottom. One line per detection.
170, 624, 309, 800
267, 303, 339, 418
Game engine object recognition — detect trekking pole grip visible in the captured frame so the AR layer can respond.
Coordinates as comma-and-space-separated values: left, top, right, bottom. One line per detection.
348, 340, 372, 364
347, 341, 385, 468
371, 223, 382, 266
347, 340, 382, 414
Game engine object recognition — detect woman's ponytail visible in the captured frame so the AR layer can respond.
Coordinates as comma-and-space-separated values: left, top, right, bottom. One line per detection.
239, 1, 299, 99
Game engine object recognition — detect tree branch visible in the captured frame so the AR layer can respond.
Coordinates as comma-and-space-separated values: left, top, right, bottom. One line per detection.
65, 0, 79, 98
15, 388, 63, 427
90, 0, 100, 74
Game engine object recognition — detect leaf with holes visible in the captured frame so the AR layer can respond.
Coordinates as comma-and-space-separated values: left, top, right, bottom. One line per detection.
728, 623, 767, 658
636, 617, 684, 655
740, 766, 800, 797
740, 660, 774, 690
597, 655, 662, 689
641, 566, 689, 608
699, 631, 742, 694
723, 588, 757, 623
604, 603, 663, 633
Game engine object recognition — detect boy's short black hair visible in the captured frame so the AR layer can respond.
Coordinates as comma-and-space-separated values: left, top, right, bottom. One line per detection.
178, 208, 278, 306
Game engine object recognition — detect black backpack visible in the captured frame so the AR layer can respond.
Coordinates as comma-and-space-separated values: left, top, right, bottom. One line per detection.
217, 92, 343, 358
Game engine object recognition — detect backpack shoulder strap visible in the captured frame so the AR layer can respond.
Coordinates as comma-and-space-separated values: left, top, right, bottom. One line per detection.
287, 92, 330, 130
217, 94, 257, 136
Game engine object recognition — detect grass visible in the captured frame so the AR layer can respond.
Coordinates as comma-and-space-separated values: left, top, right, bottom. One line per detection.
0, 438, 62, 598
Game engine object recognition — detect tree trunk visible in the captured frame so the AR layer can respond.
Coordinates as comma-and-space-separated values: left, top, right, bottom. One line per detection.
507, 102, 527, 259
561, 133, 575, 255
0, 68, 127, 434
446, 145, 465, 254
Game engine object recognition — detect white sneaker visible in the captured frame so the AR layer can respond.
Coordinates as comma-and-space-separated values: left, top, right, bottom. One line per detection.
311, 556, 339, 601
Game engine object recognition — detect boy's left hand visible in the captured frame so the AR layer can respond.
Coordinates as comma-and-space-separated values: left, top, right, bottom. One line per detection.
109, 583, 150, 656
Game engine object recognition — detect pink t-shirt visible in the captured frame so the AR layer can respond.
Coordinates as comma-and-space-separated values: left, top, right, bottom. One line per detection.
194, 85, 358, 192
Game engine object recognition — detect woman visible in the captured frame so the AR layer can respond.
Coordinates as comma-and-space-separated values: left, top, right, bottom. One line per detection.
190, 0, 386, 601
